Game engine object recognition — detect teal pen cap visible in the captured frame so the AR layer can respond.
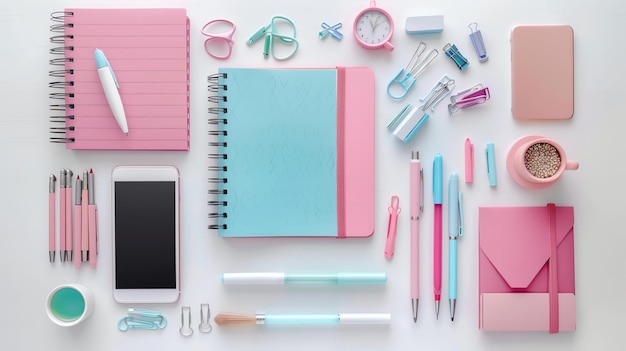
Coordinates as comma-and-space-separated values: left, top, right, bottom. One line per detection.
433, 153, 443, 204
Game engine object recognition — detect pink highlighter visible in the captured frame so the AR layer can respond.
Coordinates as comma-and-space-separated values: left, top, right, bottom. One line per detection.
59, 170, 66, 261
65, 170, 73, 262
384, 196, 400, 259
81, 170, 89, 262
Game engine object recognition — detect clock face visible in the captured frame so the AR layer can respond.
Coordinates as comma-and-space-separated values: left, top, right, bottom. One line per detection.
355, 10, 392, 46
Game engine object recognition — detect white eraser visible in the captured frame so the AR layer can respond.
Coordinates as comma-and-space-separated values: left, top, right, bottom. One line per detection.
405, 15, 444, 34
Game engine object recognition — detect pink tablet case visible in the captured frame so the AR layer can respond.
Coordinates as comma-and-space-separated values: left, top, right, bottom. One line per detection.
511, 25, 574, 120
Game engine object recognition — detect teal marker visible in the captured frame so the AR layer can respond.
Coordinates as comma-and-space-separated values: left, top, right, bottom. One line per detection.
221, 272, 387, 285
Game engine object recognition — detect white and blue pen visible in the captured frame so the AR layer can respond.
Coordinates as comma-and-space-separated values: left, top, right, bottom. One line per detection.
448, 173, 463, 321
215, 312, 391, 326
222, 272, 387, 285
94, 48, 128, 135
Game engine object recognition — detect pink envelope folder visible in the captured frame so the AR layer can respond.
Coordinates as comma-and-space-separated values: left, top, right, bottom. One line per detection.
479, 205, 576, 332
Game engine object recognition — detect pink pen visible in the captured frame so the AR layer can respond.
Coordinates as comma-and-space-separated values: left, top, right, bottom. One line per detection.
433, 153, 443, 319
465, 138, 474, 183
48, 174, 56, 263
410, 151, 423, 322
384, 196, 400, 259
59, 170, 66, 262
73, 177, 82, 269
65, 170, 73, 262
88, 169, 97, 269
81, 170, 89, 262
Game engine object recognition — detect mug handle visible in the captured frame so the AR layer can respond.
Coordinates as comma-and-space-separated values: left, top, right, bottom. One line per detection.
565, 160, 579, 170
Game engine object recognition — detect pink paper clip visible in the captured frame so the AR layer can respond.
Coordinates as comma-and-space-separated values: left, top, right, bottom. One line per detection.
384, 196, 401, 259
448, 83, 490, 114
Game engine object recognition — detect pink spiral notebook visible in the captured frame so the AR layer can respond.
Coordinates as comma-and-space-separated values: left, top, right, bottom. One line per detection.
49, 8, 190, 150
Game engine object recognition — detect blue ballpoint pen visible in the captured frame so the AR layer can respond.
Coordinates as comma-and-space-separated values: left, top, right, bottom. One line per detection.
448, 173, 464, 321
95, 48, 128, 134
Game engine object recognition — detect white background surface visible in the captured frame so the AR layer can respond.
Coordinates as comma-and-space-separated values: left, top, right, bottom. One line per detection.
0, 0, 623, 350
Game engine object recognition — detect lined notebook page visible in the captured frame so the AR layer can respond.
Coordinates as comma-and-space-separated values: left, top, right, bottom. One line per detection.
217, 68, 338, 237
63, 8, 189, 150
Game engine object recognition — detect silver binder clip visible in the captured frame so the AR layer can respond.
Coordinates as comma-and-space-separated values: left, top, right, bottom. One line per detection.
387, 42, 439, 100
468, 23, 488, 62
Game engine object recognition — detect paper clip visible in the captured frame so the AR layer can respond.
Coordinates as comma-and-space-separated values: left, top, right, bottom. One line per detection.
468, 23, 488, 62
180, 306, 193, 337
198, 303, 213, 333
387, 42, 439, 100
319, 22, 343, 40
485, 142, 497, 187
118, 308, 167, 332
419, 76, 455, 112
443, 43, 469, 70
384, 196, 401, 259
448, 83, 490, 114
387, 76, 454, 143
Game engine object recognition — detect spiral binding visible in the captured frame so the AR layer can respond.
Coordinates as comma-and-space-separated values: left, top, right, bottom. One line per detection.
208, 73, 229, 230
49, 11, 75, 144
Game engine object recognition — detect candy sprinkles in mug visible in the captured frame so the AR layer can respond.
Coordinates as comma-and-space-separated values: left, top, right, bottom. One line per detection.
524, 142, 561, 179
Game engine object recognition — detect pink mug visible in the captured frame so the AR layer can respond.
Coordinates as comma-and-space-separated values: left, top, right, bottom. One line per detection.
506, 135, 579, 189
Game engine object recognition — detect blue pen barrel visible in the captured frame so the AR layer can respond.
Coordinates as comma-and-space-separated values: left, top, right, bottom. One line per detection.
449, 240, 458, 300
265, 314, 339, 325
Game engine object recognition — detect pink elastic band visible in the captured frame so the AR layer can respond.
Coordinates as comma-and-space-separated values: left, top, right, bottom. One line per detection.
548, 203, 559, 334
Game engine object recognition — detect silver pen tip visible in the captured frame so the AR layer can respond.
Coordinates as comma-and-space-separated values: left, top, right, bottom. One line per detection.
435, 300, 440, 319
412, 299, 419, 323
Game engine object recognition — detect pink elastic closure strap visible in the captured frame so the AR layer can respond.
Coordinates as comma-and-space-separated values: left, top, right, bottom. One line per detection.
201, 19, 236, 60
548, 203, 559, 334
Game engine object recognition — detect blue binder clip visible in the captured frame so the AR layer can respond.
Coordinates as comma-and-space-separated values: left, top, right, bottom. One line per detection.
443, 43, 469, 70
468, 23, 488, 62
386, 42, 438, 100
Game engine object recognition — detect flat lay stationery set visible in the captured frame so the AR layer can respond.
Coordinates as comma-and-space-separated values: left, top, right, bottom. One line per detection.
45, 1, 579, 337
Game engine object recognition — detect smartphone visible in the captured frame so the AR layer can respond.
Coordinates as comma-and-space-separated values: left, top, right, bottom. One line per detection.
111, 166, 180, 303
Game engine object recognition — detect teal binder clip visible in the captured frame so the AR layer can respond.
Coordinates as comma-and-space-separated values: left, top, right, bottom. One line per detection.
443, 43, 469, 71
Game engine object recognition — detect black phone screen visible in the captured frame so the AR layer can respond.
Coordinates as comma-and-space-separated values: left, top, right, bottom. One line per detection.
114, 181, 176, 289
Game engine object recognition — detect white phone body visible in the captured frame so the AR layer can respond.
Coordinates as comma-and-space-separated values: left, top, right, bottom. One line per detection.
111, 166, 180, 303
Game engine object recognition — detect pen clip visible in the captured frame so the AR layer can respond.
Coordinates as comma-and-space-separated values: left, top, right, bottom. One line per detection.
420, 168, 424, 213
458, 192, 464, 237
384, 196, 401, 259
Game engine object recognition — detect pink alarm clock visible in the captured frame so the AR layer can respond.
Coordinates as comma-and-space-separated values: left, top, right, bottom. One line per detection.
353, 1, 394, 51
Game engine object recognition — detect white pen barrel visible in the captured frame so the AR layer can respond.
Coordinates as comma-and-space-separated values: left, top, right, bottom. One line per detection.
339, 313, 391, 325
97, 67, 128, 133
222, 273, 286, 285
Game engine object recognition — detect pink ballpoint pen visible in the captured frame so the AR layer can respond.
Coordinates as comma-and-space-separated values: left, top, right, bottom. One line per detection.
88, 169, 97, 268
48, 174, 56, 263
73, 177, 82, 269
65, 169, 73, 262
433, 153, 443, 319
410, 151, 424, 322
81, 170, 89, 262
59, 170, 66, 262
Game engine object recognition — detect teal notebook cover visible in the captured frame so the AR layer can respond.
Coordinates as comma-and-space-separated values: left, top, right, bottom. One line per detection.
215, 68, 338, 237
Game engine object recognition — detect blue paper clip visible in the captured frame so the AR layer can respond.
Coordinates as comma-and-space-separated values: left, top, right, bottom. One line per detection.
118, 308, 167, 332
319, 22, 343, 40
387, 42, 439, 100
443, 43, 469, 70
468, 23, 488, 62
448, 83, 490, 114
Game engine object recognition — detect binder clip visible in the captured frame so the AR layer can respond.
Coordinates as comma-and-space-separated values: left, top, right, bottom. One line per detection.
448, 83, 490, 114
387, 42, 439, 100
387, 76, 455, 143
443, 43, 469, 70
468, 22, 488, 62
319, 22, 343, 40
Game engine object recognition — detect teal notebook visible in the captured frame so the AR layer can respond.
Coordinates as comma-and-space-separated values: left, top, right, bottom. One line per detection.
208, 67, 375, 238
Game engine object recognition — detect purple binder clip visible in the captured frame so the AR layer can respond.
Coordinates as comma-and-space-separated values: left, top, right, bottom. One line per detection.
468, 23, 488, 62
448, 83, 490, 114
